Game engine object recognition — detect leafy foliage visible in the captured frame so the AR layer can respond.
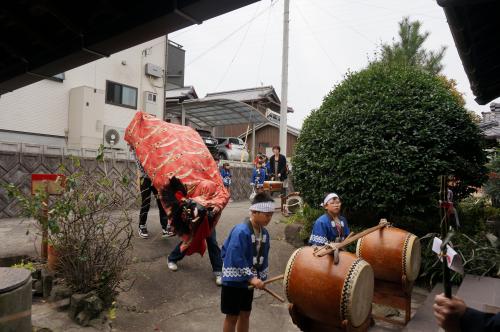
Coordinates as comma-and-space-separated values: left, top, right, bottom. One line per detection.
484, 151, 500, 207
3, 150, 135, 304
11, 260, 36, 272
287, 204, 324, 241
378, 17, 446, 75
293, 63, 487, 228
418, 197, 500, 287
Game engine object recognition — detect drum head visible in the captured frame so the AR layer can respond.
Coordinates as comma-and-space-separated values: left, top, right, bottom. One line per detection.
283, 247, 302, 301
341, 259, 374, 327
404, 235, 421, 281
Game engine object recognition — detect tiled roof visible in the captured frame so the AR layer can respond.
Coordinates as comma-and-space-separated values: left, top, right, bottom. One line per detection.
165, 86, 198, 99
205, 86, 279, 103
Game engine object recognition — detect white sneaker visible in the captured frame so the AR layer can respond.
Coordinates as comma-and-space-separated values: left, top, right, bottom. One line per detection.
215, 273, 222, 286
167, 261, 178, 271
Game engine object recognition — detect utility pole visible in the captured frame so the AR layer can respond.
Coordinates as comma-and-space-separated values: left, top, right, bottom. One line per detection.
279, 0, 290, 156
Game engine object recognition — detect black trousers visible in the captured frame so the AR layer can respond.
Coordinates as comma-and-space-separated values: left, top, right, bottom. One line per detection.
139, 176, 168, 229
168, 229, 223, 272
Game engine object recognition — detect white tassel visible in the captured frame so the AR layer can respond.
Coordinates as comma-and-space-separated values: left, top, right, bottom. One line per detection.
262, 234, 267, 243
259, 256, 264, 264
251, 234, 256, 242
253, 257, 257, 265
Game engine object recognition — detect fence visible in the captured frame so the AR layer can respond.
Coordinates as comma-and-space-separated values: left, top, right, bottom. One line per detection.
0, 142, 258, 218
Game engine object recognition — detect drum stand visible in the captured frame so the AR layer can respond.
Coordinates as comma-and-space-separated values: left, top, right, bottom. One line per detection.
289, 304, 373, 332
280, 191, 301, 216
372, 275, 413, 325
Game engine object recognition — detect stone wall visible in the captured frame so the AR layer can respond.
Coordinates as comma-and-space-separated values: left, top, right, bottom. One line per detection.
0, 142, 138, 218
0, 142, 258, 218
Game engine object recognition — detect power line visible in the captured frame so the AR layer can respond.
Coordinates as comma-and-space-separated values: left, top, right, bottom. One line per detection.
214, 2, 263, 90
340, 0, 445, 21
310, 0, 377, 46
256, 0, 277, 86
186, 1, 279, 67
293, 1, 343, 76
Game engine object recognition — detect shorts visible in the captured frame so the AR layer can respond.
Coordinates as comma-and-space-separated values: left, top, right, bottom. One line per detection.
221, 285, 254, 315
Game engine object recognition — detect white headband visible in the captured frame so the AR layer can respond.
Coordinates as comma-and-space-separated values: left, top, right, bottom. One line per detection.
321, 193, 339, 207
249, 201, 275, 213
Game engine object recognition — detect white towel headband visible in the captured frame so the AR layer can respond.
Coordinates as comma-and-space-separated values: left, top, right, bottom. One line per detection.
249, 201, 275, 213
321, 193, 339, 207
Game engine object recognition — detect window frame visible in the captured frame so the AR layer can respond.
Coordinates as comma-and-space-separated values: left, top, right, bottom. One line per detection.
105, 80, 138, 110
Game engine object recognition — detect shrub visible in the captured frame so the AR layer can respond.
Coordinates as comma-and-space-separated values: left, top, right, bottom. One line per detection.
287, 204, 324, 241
418, 229, 499, 288
484, 150, 500, 207
417, 197, 500, 287
293, 63, 487, 228
11, 260, 36, 272
4, 151, 135, 305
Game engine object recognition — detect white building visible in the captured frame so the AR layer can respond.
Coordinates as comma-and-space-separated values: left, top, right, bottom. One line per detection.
0, 36, 168, 150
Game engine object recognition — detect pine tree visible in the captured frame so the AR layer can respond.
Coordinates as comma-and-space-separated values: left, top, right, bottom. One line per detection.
379, 17, 446, 75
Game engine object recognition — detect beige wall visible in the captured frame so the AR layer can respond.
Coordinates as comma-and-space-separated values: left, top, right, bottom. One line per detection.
0, 36, 167, 143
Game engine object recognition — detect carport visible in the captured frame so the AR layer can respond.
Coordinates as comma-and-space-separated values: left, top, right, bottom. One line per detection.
165, 98, 269, 160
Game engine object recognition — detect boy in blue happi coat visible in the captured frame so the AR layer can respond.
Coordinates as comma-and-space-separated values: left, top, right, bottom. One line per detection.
221, 192, 274, 332
250, 161, 267, 191
309, 192, 350, 246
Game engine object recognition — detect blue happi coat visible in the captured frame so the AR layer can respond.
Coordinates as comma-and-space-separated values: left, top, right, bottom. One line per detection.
309, 213, 350, 246
221, 220, 270, 288
220, 168, 232, 186
251, 167, 267, 187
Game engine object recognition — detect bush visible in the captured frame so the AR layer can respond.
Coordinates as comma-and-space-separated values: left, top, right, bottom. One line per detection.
484, 150, 500, 207
4, 151, 135, 305
417, 197, 500, 287
418, 229, 499, 288
293, 63, 487, 228
287, 204, 324, 241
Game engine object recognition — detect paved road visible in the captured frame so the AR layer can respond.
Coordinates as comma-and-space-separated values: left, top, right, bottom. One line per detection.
113, 200, 300, 332
4, 201, 428, 331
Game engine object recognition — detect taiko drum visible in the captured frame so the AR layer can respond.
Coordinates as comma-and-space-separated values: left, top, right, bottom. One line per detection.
356, 226, 421, 284
263, 181, 282, 192
283, 247, 374, 328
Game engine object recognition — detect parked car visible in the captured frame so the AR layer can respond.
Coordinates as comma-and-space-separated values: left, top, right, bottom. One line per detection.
196, 129, 219, 160
216, 137, 249, 161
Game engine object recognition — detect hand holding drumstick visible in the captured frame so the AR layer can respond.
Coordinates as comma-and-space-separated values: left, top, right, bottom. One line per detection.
248, 274, 285, 303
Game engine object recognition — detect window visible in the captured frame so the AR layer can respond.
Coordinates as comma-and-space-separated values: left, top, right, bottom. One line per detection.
106, 80, 138, 109
147, 92, 157, 103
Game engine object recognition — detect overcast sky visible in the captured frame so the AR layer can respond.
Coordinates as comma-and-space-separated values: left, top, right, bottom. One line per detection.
170, 0, 499, 128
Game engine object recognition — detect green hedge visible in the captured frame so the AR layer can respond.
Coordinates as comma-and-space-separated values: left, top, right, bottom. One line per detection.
293, 63, 487, 229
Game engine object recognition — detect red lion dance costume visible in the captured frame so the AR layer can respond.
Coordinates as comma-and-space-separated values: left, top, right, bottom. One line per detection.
125, 112, 229, 256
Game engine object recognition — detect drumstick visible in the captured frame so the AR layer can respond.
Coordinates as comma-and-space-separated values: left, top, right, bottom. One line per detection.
264, 274, 284, 285
248, 274, 284, 289
262, 287, 285, 303
314, 220, 389, 257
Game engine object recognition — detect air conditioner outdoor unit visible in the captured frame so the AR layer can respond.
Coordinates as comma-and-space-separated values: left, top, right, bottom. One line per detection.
145, 63, 163, 78
103, 125, 127, 150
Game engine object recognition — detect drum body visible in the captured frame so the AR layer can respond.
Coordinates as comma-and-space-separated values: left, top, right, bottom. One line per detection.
356, 227, 421, 284
263, 181, 282, 192
284, 247, 374, 328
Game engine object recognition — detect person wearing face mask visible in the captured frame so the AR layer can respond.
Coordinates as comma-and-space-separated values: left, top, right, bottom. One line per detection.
309, 193, 350, 246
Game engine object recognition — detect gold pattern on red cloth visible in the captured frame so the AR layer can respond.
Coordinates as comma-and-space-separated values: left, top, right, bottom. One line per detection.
125, 112, 229, 255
